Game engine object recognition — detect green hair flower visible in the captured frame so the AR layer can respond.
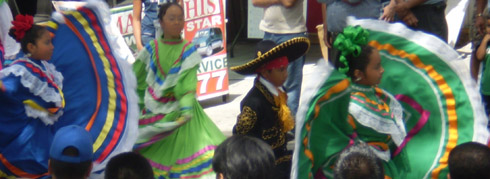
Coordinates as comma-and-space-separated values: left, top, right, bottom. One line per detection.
333, 26, 370, 74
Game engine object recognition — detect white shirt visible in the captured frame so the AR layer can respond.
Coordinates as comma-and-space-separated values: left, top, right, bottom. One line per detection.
259, 0, 307, 34
259, 76, 285, 97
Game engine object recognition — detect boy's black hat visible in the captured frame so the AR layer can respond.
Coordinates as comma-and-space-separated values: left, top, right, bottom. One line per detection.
230, 37, 310, 75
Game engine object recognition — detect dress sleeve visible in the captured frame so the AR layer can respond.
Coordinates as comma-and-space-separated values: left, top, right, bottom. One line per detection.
132, 50, 150, 110
233, 105, 261, 139
0, 74, 20, 96
175, 65, 198, 117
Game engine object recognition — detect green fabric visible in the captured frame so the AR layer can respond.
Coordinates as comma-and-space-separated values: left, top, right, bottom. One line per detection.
297, 66, 407, 178
370, 30, 477, 178
133, 55, 150, 110
481, 49, 490, 95
297, 69, 352, 179
133, 38, 225, 178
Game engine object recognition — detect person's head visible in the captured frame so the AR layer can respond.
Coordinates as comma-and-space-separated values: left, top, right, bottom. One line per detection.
333, 143, 384, 179
8, 14, 54, 60
158, 3, 185, 39
334, 26, 384, 86
212, 135, 276, 179
49, 125, 94, 179
448, 142, 490, 179
258, 56, 289, 87
104, 152, 154, 179
254, 40, 289, 87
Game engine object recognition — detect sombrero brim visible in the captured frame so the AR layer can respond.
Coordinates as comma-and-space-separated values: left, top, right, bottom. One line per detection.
231, 37, 311, 75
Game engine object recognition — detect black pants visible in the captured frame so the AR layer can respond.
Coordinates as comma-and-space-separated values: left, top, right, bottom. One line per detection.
410, 2, 448, 42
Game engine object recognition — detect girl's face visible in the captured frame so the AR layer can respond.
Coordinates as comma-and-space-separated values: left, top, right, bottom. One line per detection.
160, 5, 185, 39
29, 30, 54, 60
355, 49, 384, 86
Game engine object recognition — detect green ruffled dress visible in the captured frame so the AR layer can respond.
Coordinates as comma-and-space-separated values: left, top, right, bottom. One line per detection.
133, 37, 225, 178
294, 62, 408, 179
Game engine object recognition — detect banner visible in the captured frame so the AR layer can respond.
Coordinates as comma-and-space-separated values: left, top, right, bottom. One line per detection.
111, 5, 137, 55
183, 0, 229, 100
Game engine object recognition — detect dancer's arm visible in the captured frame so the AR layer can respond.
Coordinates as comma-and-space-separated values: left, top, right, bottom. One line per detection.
476, 34, 490, 61
133, 0, 144, 51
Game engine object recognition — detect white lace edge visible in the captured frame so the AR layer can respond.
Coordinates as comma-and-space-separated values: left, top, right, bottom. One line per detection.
24, 104, 63, 125
349, 103, 406, 146
137, 118, 190, 144
42, 60, 64, 88
143, 95, 180, 113
0, 63, 63, 105
369, 145, 391, 162
292, 59, 336, 179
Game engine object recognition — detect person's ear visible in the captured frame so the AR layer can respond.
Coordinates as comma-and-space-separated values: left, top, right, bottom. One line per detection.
353, 69, 363, 79
27, 43, 36, 54
260, 70, 269, 79
217, 173, 225, 179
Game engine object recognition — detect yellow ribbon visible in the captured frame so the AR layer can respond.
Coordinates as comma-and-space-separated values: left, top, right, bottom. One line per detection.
274, 90, 294, 132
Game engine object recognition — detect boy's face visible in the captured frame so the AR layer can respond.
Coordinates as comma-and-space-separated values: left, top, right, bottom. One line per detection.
486, 19, 490, 34
261, 66, 288, 87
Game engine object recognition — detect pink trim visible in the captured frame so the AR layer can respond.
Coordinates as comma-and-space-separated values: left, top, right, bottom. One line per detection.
136, 131, 175, 149
148, 87, 176, 103
314, 169, 328, 179
147, 158, 171, 171
351, 96, 390, 116
173, 41, 192, 65
393, 95, 430, 157
180, 167, 214, 178
176, 145, 217, 164
139, 114, 166, 125
145, 146, 216, 171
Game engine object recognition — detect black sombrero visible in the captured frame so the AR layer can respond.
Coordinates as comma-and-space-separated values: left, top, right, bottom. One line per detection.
230, 37, 310, 75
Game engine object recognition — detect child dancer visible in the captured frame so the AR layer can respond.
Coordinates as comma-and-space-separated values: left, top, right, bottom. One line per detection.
132, 2, 225, 178
0, 14, 63, 177
231, 37, 310, 179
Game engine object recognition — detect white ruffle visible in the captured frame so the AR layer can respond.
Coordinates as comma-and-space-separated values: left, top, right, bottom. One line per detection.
0, 62, 63, 105
144, 93, 180, 114
369, 145, 391, 162
349, 101, 406, 146
50, 11, 66, 24
24, 105, 63, 125
42, 60, 64, 88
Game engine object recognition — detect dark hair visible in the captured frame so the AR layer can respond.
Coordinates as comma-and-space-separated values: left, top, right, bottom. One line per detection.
49, 147, 92, 179
448, 142, 490, 179
334, 144, 384, 179
8, 24, 47, 54
335, 45, 375, 78
105, 152, 154, 179
212, 135, 276, 179
157, 2, 184, 21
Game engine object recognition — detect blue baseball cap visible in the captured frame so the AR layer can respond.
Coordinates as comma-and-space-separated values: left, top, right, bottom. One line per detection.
50, 125, 94, 163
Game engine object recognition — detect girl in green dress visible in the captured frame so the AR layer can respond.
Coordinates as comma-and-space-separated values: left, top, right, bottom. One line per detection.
293, 26, 407, 178
132, 3, 225, 178
333, 26, 407, 177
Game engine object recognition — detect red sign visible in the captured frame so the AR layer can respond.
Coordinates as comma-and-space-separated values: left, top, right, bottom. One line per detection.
183, 0, 229, 100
